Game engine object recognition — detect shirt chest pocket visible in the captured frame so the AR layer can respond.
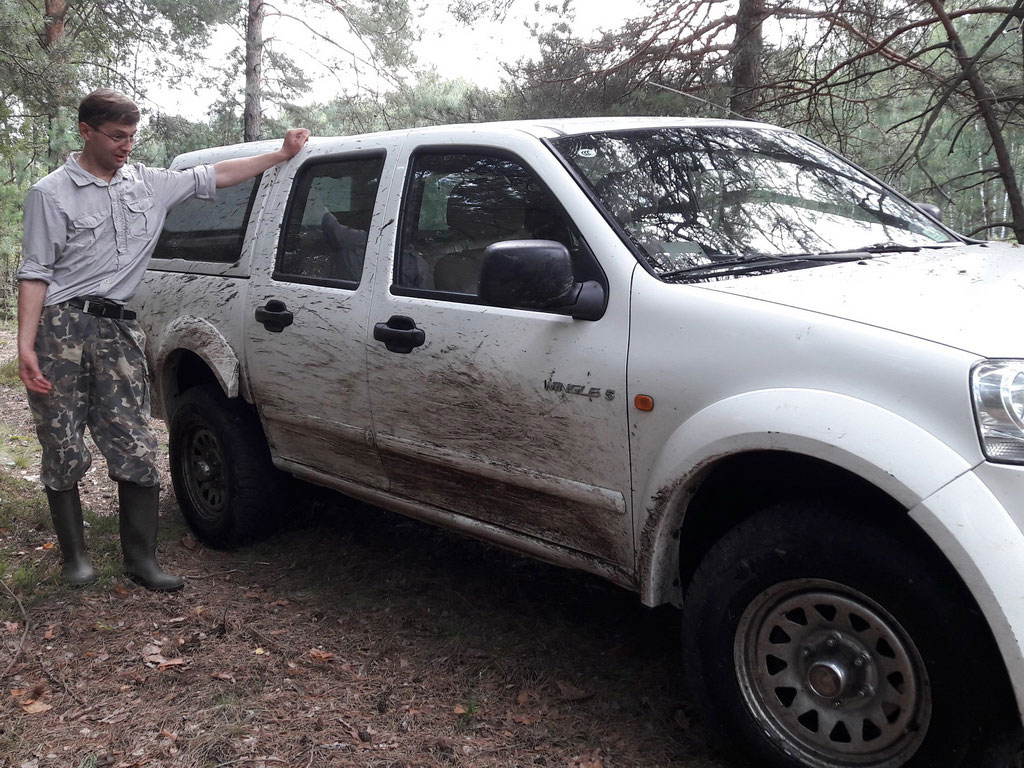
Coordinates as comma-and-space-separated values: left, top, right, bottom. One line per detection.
124, 195, 156, 239
69, 211, 106, 245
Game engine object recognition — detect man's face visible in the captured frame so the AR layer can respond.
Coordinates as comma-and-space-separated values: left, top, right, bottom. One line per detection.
79, 120, 138, 173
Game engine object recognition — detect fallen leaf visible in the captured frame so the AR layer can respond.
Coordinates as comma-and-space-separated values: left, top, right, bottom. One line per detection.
572, 749, 606, 768
254, 647, 266, 655
4, 621, 19, 634
113, 585, 129, 595
211, 672, 235, 682
181, 533, 197, 550
157, 658, 185, 670
244, 592, 261, 600
272, 599, 289, 606
20, 700, 53, 714
452, 705, 467, 715
142, 643, 163, 657
511, 713, 537, 725
309, 649, 333, 661
556, 680, 594, 702
41, 542, 55, 550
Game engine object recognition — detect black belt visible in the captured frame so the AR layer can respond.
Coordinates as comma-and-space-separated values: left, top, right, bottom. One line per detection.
66, 296, 136, 320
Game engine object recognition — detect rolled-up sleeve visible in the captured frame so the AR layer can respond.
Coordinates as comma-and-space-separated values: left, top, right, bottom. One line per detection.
143, 163, 217, 211
17, 187, 66, 283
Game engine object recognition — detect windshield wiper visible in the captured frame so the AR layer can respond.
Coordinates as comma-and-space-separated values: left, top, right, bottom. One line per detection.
661, 250, 866, 280
857, 241, 923, 254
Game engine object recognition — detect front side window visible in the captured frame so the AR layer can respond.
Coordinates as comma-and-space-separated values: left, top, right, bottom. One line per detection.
276, 154, 384, 285
153, 175, 260, 263
551, 127, 957, 280
396, 152, 588, 297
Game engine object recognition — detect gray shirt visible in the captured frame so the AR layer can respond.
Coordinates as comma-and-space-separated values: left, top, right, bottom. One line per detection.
18, 153, 216, 306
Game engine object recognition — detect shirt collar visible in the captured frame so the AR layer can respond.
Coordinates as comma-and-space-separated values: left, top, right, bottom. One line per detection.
64, 152, 126, 188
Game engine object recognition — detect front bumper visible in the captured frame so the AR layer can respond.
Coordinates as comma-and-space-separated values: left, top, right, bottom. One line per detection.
912, 462, 1024, 719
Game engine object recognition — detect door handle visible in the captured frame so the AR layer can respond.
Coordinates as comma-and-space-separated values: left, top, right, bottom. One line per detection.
255, 299, 294, 333
373, 315, 425, 353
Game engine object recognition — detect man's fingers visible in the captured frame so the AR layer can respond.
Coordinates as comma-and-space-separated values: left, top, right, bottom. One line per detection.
21, 374, 52, 394
283, 128, 310, 156
19, 358, 51, 394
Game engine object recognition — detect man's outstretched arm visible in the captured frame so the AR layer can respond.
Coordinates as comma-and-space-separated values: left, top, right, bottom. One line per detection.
213, 128, 310, 188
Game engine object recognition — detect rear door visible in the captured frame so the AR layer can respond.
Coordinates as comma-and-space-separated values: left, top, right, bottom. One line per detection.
243, 138, 400, 489
366, 133, 636, 570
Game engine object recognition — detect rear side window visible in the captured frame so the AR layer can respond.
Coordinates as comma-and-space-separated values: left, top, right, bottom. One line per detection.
276, 153, 385, 286
153, 175, 260, 263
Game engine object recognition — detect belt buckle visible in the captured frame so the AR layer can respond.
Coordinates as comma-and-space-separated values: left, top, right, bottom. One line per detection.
80, 299, 94, 314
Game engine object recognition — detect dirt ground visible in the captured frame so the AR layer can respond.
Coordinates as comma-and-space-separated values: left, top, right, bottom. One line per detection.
0, 326, 729, 768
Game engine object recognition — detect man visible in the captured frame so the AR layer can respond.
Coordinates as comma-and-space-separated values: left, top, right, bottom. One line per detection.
16, 88, 309, 591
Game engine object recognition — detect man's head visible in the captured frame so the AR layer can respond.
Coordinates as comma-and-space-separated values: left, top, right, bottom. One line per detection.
78, 88, 140, 127
77, 88, 141, 178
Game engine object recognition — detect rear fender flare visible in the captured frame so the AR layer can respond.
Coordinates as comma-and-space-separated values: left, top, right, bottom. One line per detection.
150, 316, 240, 416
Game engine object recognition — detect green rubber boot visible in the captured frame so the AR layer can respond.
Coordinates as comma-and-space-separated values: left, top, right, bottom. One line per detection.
45, 486, 97, 585
118, 482, 184, 591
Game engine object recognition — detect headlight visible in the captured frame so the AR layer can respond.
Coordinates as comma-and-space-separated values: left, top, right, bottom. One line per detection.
972, 360, 1024, 463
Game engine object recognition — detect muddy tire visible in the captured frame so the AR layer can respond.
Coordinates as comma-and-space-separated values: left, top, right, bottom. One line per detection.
168, 384, 282, 548
681, 500, 1010, 768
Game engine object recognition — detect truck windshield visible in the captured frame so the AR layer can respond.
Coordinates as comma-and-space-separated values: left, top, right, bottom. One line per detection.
549, 126, 956, 279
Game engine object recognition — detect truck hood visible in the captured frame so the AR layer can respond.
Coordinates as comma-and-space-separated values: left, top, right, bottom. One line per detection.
701, 241, 1024, 358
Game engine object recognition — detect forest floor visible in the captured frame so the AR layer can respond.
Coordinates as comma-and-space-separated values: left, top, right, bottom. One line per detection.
0, 324, 728, 768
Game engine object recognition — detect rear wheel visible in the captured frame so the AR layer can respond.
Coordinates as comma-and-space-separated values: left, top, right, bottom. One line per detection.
681, 501, 1010, 768
168, 384, 282, 547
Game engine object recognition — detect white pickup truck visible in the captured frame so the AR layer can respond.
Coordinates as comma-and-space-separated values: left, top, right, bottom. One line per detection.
133, 117, 1024, 768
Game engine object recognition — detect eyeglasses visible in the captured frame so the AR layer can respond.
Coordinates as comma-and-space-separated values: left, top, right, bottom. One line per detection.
88, 124, 143, 147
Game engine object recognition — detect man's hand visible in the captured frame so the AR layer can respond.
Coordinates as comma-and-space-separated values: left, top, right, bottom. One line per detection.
281, 128, 310, 160
214, 128, 311, 188
19, 350, 52, 395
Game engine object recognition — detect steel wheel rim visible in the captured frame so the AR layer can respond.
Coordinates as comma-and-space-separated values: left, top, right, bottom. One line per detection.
735, 578, 931, 768
183, 425, 227, 522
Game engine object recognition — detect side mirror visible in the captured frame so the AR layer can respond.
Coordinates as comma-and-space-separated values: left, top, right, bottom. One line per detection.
916, 202, 942, 221
478, 240, 605, 321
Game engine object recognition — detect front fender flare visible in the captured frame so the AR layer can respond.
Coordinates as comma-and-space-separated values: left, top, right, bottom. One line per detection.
637, 388, 975, 606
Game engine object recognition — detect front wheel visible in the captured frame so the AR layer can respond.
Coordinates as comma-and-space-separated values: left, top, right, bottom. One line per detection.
168, 384, 282, 547
681, 501, 1011, 768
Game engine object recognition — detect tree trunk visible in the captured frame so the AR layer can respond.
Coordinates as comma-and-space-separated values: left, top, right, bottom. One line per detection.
244, 0, 264, 142
43, 0, 69, 171
928, 0, 1024, 242
43, 0, 66, 48
730, 0, 765, 116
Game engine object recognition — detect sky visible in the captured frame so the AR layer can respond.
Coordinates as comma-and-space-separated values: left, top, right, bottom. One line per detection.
146, 0, 646, 119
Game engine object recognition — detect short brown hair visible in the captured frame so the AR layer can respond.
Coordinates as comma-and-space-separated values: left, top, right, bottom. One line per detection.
78, 88, 140, 127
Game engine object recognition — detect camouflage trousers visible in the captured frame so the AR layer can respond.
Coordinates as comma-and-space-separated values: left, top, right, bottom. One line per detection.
26, 303, 160, 492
